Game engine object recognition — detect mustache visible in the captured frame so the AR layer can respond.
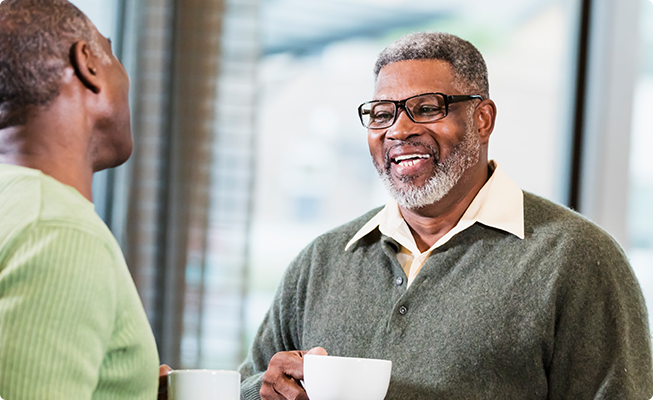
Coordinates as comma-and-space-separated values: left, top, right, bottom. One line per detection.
383, 141, 440, 171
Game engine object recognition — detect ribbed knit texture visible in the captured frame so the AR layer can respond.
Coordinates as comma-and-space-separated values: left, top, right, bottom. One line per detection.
0, 165, 159, 400
240, 192, 653, 400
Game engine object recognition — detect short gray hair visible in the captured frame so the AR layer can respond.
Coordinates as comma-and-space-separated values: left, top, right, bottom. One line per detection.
0, 0, 109, 129
374, 32, 489, 99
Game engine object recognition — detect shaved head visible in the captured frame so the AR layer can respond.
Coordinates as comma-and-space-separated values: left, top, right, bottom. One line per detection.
0, 0, 109, 129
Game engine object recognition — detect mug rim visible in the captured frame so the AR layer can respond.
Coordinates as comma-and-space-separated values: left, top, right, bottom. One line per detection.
168, 369, 240, 376
303, 354, 392, 365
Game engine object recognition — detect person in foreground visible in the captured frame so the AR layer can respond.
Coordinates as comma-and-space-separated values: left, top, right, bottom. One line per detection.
0, 0, 159, 399
239, 32, 653, 399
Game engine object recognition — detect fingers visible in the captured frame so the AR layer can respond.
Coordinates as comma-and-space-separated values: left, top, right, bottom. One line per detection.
261, 370, 308, 400
306, 347, 328, 356
158, 364, 172, 400
159, 364, 172, 377
260, 351, 311, 400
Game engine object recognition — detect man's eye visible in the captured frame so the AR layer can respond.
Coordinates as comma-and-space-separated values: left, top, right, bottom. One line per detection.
415, 105, 443, 116
371, 111, 393, 122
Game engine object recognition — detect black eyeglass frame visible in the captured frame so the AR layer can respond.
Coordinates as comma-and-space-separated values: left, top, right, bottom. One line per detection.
357, 92, 484, 129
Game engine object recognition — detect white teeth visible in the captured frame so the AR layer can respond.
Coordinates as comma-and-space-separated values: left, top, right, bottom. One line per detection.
400, 160, 419, 166
393, 154, 431, 167
394, 154, 430, 162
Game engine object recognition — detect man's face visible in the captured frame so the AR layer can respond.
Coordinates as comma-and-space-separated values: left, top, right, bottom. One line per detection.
92, 29, 132, 170
368, 59, 481, 209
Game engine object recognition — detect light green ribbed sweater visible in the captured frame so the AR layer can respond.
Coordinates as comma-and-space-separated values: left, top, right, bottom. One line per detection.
0, 165, 159, 400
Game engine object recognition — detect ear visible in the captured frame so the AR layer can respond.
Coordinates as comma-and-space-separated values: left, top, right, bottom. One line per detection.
474, 99, 497, 145
70, 41, 101, 94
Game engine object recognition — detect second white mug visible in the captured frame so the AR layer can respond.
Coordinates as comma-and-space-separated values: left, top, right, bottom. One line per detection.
168, 369, 240, 400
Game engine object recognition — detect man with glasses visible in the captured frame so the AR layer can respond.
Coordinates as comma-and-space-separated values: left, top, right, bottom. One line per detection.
240, 32, 653, 399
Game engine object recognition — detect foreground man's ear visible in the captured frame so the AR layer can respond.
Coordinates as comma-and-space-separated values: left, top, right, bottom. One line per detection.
70, 40, 102, 94
475, 99, 497, 145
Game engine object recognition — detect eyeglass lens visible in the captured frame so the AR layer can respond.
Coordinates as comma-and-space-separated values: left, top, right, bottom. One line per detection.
361, 93, 447, 129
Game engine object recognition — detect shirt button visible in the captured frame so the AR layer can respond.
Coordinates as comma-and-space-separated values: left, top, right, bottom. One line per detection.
398, 305, 408, 315
395, 277, 404, 286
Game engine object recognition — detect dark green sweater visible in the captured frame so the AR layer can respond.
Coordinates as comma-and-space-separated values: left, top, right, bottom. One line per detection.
240, 192, 653, 399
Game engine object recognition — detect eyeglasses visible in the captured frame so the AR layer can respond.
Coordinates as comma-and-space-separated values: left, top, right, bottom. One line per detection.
357, 92, 483, 129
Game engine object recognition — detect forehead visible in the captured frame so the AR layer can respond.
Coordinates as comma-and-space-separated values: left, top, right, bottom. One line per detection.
373, 59, 457, 101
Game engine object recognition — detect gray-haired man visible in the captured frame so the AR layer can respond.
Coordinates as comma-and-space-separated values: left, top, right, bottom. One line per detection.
240, 32, 653, 400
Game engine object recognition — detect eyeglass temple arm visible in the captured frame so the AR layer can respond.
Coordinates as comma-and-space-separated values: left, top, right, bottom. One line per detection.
446, 94, 484, 104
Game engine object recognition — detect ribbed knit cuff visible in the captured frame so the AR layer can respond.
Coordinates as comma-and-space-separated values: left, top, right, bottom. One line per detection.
240, 373, 264, 400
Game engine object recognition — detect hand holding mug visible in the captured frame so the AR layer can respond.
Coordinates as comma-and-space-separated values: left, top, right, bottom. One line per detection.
260, 347, 328, 400
158, 364, 172, 400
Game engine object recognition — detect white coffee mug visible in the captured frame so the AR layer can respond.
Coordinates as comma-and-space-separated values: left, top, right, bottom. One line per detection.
303, 354, 392, 400
168, 369, 240, 400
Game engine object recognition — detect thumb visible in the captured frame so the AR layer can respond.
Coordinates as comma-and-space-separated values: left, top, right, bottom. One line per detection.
159, 364, 172, 377
306, 347, 328, 356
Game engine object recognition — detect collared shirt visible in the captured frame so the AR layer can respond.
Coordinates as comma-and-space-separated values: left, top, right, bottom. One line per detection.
345, 161, 524, 286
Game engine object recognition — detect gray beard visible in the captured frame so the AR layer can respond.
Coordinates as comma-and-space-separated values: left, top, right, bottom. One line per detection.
374, 129, 481, 210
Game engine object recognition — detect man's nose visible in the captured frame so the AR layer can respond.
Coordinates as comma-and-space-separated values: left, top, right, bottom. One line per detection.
385, 108, 421, 141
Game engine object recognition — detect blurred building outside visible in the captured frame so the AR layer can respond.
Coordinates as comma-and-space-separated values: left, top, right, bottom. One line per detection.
247, 0, 578, 350
628, 0, 653, 315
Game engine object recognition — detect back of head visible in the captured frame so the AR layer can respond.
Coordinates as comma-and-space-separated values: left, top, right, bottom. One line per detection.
374, 32, 490, 99
0, 0, 105, 129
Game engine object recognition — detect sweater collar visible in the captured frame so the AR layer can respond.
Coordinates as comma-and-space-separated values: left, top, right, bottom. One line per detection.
345, 161, 524, 252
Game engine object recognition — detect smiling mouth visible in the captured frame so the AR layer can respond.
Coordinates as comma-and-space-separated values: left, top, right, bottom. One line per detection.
392, 154, 431, 167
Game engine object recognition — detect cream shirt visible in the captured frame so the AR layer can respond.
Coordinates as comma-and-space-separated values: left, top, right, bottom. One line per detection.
345, 161, 525, 286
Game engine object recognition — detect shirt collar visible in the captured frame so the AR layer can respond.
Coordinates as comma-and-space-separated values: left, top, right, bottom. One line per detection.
345, 161, 524, 251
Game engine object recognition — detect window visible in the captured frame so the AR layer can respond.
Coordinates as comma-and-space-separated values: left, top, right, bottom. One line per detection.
629, 0, 653, 322
245, 0, 582, 356
79, 0, 647, 371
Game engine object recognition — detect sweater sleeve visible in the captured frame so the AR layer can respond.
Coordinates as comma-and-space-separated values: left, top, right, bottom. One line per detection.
0, 225, 117, 400
239, 244, 311, 400
547, 234, 653, 399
